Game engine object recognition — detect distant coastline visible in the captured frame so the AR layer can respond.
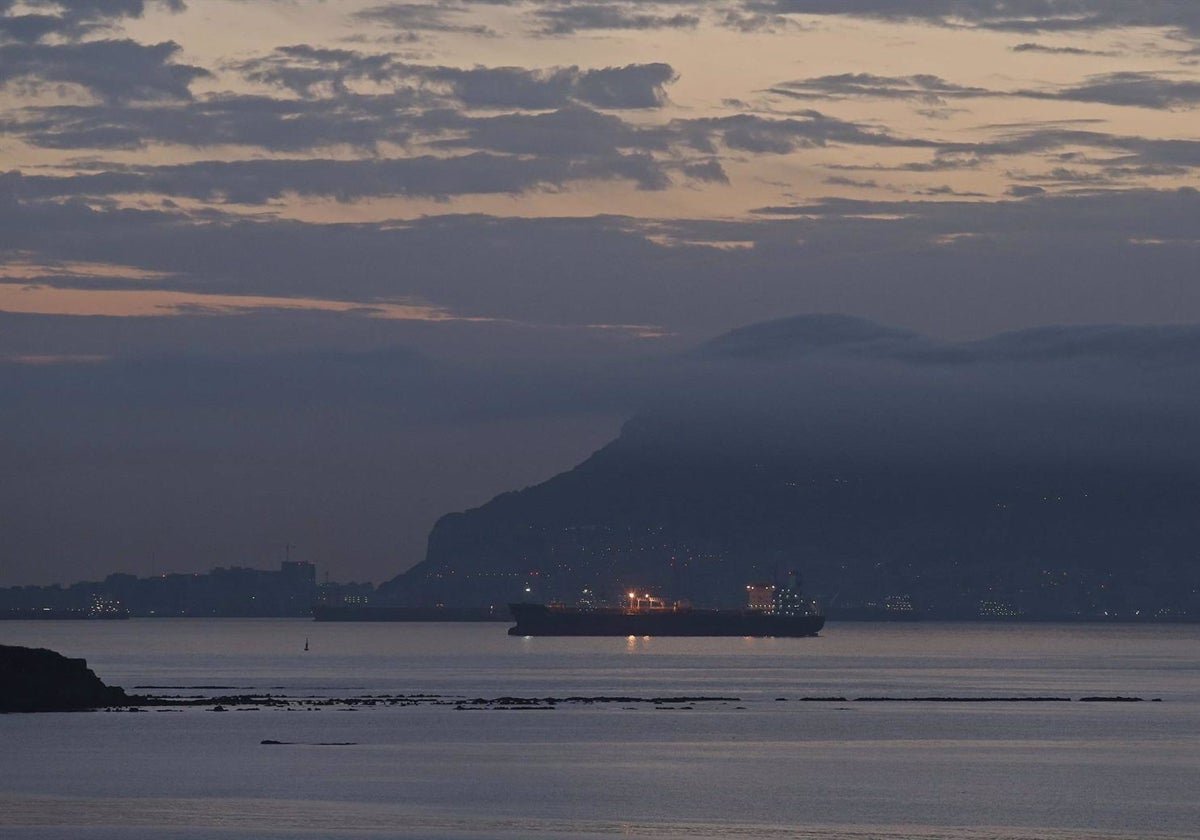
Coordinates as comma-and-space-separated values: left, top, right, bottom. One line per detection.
0, 609, 129, 621
3, 604, 1197, 624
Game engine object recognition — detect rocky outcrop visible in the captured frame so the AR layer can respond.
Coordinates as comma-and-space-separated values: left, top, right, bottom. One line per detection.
0, 644, 130, 712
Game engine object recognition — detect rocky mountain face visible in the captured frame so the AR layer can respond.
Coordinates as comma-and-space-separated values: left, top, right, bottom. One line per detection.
379, 316, 1200, 620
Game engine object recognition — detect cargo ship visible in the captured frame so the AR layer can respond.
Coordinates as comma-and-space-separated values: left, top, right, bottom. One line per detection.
508, 579, 824, 637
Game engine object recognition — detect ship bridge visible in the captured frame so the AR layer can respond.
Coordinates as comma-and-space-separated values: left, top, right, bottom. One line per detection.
627, 592, 671, 612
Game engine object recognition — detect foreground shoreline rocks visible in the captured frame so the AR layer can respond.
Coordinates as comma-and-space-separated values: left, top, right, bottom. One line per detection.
0, 644, 130, 712
1, 643, 1164, 714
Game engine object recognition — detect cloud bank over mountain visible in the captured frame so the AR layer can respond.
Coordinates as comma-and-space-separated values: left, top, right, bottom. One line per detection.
2, 0, 1199, 585
383, 315, 1200, 611
8, 314, 1200, 592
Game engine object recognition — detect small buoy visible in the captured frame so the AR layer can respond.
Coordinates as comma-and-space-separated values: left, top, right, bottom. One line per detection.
304, 638, 309, 652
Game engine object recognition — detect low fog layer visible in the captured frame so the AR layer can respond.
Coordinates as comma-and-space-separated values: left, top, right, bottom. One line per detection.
652, 314, 1200, 470
377, 315, 1200, 609
5, 314, 1200, 589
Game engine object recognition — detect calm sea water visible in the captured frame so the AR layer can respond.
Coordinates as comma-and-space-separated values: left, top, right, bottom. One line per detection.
1, 619, 1198, 839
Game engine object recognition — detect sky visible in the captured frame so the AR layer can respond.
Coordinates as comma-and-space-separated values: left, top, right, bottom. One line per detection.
2, 0, 1198, 586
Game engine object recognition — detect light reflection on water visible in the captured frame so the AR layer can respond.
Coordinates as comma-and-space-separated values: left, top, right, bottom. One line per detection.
1, 620, 1197, 839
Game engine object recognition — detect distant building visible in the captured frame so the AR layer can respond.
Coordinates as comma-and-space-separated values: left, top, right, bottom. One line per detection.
884, 594, 914, 614
978, 599, 1021, 618
1, 561, 322, 618
317, 578, 375, 608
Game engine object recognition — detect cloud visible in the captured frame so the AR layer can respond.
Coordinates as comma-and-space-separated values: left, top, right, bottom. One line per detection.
4, 150, 675, 203
637, 316, 1200, 499
0, 281, 466, 322
0, 0, 184, 44
971, 128, 1200, 170
771, 70, 1200, 112
17, 30, 1193, 212
1006, 166, 1118, 187
532, 4, 700, 35
352, 2, 497, 36
237, 47, 679, 110
1007, 184, 1046, 197
770, 73, 996, 104
823, 174, 879, 189
2, 96, 939, 197
718, 9, 803, 33
0, 91, 429, 152
5, 179, 1199, 346
753, 1, 1200, 39
811, 124, 1200, 178
748, 186, 1200, 239
419, 61, 678, 109
698, 312, 924, 360
677, 111, 936, 154
509, 1, 811, 35
431, 104, 662, 155
0, 39, 209, 103
678, 159, 729, 183
641, 316, 1200, 498
1032, 71, 1200, 109
234, 44, 418, 97
2, 75, 687, 166
836, 316, 1200, 394
6, 88, 923, 169
1011, 42, 1116, 56
0, 12, 70, 43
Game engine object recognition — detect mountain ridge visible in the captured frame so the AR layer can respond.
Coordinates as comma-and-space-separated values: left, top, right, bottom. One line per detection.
378, 316, 1200, 619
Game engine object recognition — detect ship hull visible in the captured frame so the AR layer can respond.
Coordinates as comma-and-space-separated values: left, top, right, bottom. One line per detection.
507, 603, 824, 637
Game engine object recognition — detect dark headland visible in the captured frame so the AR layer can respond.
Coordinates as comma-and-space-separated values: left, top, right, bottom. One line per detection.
0, 644, 130, 713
